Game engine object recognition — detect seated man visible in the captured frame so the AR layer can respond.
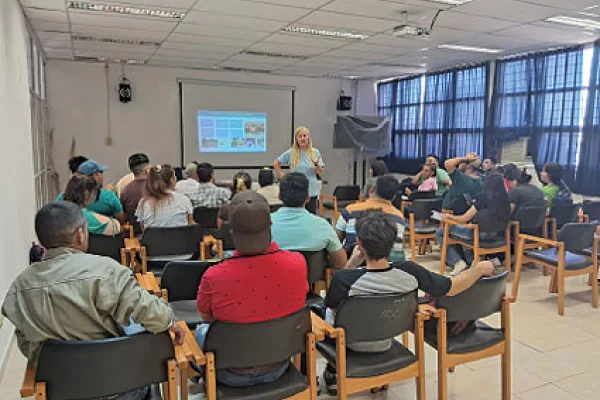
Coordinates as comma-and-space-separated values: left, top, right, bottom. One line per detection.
323, 210, 494, 394
120, 153, 149, 234
175, 162, 200, 201
336, 175, 405, 255
482, 157, 497, 175
115, 153, 150, 198
195, 191, 309, 387
271, 172, 347, 268
442, 153, 484, 215
58, 159, 126, 223
190, 162, 231, 208
2, 202, 184, 399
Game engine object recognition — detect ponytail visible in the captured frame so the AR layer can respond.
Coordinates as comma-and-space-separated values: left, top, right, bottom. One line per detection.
143, 164, 175, 210
231, 171, 252, 196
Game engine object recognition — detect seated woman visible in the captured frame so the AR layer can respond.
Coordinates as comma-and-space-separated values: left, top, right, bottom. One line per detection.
217, 171, 252, 228
540, 162, 564, 210
63, 174, 121, 236
405, 163, 438, 197
363, 159, 389, 198
436, 173, 511, 276
135, 164, 194, 230
256, 168, 281, 206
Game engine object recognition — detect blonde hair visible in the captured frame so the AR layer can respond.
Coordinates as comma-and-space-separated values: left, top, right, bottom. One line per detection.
291, 126, 315, 171
232, 171, 252, 196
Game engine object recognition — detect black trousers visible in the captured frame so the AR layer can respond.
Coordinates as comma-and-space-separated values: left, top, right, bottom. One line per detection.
306, 196, 318, 214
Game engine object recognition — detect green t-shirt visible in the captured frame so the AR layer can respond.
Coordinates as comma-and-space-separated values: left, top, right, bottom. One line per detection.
541, 183, 560, 209
442, 170, 483, 211
82, 208, 116, 235
57, 189, 123, 217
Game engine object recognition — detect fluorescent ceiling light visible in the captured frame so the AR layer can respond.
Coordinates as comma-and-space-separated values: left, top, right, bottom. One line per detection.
438, 44, 503, 54
72, 35, 161, 46
427, 0, 473, 5
241, 50, 308, 60
68, 2, 185, 19
545, 15, 600, 30
74, 55, 146, 64
283, 26, 369, 40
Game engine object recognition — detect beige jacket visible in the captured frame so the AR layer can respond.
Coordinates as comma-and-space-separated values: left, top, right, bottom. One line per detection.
2, 247, 173, 361
256, 185, 282, 206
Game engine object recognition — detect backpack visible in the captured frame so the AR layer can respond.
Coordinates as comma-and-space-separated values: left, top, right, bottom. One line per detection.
555, 180, 573, 206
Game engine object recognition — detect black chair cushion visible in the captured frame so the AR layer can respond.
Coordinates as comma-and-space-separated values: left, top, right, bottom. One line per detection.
213, 365, 307, 400
148, 257, 195, 277
425, 321, 505, 354
449, 232, 506, 249
524, 249, 593, 270
145, 383, 163, 400
170, 300, 203, 329
316, 338, 416, 378
323, 199, 354, 210
305, 291, 325, 310
402, 221, 438, 234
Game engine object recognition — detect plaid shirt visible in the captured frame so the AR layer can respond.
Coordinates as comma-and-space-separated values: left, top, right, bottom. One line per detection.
191, 182, 231, 208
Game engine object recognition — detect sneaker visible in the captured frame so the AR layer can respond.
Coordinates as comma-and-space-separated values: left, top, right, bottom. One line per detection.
323, 368, 337, 396
450, 260, 469, 276
489, 257, 502, 267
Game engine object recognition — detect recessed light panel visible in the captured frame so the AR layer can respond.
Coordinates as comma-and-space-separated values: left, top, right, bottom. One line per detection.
68, 2, 185, 19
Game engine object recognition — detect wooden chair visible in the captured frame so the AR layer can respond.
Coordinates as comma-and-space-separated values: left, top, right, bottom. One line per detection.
202, 307, 318, 399
545, 203, 580, 241
510, 206, 548, 275
319, 185, 361, 223
425, 271, 511, 400
582, 201, 600, 222
87, 233, 130, 266
406, 197, 443, 261
161, 260, 219, 328
138, 225, 204, 276
512, 223, 599, 315
315, 291, 426, 400
297, 250, 331, 313
440, 219, 511, 277
200, 221, 234, 260
20, 332, 181, 400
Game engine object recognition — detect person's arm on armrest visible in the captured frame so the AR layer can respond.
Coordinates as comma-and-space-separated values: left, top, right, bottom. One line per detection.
447, 205, 477, 223
329, 248, 348, 268
447, 261, 494, 296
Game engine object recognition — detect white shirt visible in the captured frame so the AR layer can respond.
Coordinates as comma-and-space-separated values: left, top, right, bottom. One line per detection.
174, 178, 200, 202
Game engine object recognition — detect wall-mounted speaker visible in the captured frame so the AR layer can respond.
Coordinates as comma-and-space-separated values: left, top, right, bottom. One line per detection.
119, 77, 132, 103
337, 95, 352, 111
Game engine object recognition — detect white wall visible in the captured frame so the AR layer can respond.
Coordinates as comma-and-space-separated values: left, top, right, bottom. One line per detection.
356, 79, 377, 116
0, 0, 37, 369
47, 60, 361, 193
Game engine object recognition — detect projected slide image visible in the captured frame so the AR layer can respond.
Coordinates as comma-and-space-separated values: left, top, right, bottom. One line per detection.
198, 111, 267, 153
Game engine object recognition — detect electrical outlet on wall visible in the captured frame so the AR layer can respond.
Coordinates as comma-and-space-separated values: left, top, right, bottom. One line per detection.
105, 137, 113, 146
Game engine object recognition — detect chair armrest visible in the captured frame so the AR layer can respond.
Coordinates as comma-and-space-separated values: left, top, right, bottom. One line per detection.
124, 238, 141, 250
122, 223, 134, 239
442, 218, 476, 229
509, 221, 520, 228
136, 272, 160, 294
417, 304, 439, 320
503, 295, 516, 304
171, 321, 206, 366
20, 362, 36, 397
518, 234, 562, 248
319, 193, 336, 202
311, 312, 337, 341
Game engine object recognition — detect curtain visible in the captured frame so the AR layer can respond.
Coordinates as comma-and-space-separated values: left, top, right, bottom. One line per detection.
576, 41, 600, 195
490, 47, 585, 185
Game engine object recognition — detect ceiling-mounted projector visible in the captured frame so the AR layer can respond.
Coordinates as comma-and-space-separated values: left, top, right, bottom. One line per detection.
392, 25, 430, 37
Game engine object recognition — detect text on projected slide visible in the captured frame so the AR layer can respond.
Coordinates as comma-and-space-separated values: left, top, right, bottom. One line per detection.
198, 111, 267, 153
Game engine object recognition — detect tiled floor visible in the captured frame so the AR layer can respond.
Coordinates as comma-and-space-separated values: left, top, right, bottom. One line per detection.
1, 250, 599, 400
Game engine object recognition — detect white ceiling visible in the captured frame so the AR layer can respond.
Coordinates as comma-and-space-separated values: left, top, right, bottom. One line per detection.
20, 0, 600, 79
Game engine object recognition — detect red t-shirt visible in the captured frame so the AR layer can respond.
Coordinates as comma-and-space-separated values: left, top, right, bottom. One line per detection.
197, 242, 308, 323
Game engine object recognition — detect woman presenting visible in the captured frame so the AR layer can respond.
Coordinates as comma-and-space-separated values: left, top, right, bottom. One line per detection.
274, 126, 324, 214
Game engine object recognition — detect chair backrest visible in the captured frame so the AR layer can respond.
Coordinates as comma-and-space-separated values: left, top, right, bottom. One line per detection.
215, 221, 235, 251
435, 271, 507, 322
87, 233, 125, 262
36, 333, 174, 400
334, 292, 418, 344
269, 204, 283, 213
161, 260, 218, 302
193, 207, 219, 229
203, 307, 311, 369
557, 223, 598, 253
549, 203, 580, 227
408, 190, 437, 201
583, 201, 600, 221
298, 250, 329, 284
512, 206, 546, 230
410, 197, 443, 220
140, 225, 203, 256
332, 185, 361, 201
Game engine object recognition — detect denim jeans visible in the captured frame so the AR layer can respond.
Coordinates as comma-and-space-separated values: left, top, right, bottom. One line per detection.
195, 324, 289, 387
436, 226, 498, 267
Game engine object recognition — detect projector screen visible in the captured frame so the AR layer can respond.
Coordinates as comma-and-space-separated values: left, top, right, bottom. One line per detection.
181, 80, 294, 167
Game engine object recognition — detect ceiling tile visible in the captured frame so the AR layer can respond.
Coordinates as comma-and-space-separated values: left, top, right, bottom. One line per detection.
182, 12, 288, 32
45, 48, 74, 59
147, 59, 219, 69
21, 0, 66, 10
24, 8, 68, 23
68, 12, 178, 31
437, 11, 520, 33
363, 34, 428, 48
223, 53, 300, 67
296, 11, 400, 33
519, 0, 600, 11
240, 0, 332, 8
258, 33, 350, 49
155, 45, 242, 58
322, 0, 434, 22
326, 47, 394, 61
247, 43, 325, 57
173, 24, 271, 41
30, 20, 70, 33
167, 33, 258, 47
193, 0, 310, 22
71, 25, 170, 42
73, 42, 157, 56
496, 24, 596, 44
452, 0, 562, 23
